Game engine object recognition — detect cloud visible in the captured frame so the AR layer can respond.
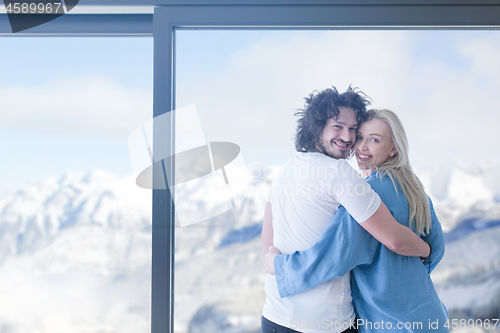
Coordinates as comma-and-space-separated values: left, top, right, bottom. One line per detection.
2, 31, 498, 167
0, 263, 150, 333
458, 33, 500, 75
176, 30, 500, 167
177, 31, 412, 147
399, 33, 500, 165
0, 75, 152, 138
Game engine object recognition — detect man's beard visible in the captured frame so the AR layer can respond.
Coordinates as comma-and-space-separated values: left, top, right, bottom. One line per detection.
317, 140, 351, 160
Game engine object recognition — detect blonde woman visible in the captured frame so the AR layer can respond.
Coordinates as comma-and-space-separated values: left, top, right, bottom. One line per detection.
265, 109, 448, 332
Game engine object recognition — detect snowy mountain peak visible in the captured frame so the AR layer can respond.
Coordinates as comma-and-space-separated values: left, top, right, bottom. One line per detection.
0, 170, 152, 263
416, 162, 500, 229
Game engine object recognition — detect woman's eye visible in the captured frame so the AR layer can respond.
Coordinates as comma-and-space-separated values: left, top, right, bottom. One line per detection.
371, 138, 379, 143
333, 125, 342, 129
356, 136, 362, 141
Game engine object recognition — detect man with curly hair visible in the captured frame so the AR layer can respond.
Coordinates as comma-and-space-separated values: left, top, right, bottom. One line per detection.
260, 86, 431, 333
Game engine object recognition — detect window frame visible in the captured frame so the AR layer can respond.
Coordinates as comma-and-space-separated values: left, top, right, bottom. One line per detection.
2, 2, 500, 332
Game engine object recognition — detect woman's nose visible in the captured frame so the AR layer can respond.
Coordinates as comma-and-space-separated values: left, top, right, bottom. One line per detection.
357, 140, 368, 151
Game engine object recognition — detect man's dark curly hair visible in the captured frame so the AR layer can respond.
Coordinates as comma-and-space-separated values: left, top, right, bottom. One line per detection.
294, 86, 371, 153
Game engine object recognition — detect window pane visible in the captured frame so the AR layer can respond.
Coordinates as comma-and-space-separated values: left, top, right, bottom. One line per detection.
175, 30, 500, 333
0, 37, 153, 333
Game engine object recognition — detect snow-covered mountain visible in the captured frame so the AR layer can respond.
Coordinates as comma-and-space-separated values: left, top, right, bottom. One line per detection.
417, 162, 500, 231
432, 224, 500, 322
0, 166, 271, 333
0, 162, 499, 333
416, 163, 500, 325
0, 171, 154, 333
0, 171, 152, 273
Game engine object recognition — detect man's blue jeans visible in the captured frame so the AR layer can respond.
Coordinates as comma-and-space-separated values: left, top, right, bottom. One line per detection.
261, 316, 358, 333
261, 316, 301, 333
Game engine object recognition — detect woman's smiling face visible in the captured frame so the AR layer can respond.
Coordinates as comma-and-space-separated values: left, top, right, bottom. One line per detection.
353, 117, 398, 174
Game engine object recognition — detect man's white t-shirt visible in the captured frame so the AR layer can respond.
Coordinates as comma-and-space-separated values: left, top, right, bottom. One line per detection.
262, 152, 381, 333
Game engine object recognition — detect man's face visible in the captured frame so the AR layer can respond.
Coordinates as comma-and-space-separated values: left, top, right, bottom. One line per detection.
316, 106, 358, 160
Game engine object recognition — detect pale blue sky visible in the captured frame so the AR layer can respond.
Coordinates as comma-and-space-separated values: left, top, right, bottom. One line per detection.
1, 30, 500, 193
0, 38, 153, 89
175, 30, 500, 170
0, 37, 153, 192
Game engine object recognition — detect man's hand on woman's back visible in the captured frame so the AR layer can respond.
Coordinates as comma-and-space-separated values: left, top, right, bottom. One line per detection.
264, 246, 281, 275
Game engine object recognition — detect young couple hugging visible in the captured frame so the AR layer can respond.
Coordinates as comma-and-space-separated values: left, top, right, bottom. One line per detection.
261, 87, 448, 333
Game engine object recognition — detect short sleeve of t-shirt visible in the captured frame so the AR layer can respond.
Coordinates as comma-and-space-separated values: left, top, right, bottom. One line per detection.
331, 161, 381, 223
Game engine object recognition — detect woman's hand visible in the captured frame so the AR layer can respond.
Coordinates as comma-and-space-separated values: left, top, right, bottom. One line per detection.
264, 246, 281, 275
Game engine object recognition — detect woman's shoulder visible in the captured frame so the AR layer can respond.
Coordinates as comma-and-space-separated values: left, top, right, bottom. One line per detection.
366, 171, 394, 186
366, 171, 401, 198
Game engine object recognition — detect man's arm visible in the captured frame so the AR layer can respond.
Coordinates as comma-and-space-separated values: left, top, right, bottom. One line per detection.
272, 207, 378, 297
270, 203, 430, 298
333, 163, 430, 258
360, 201, 430, 258
261, 201, 274, 264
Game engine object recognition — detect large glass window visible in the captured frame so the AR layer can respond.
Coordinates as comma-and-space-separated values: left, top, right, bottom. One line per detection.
2, 20, 500, 333
0, 37, 153, 333
175, 30, 500, 333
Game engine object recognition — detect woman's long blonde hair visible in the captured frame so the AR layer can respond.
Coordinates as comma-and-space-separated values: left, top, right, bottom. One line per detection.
364, 109, 431, 235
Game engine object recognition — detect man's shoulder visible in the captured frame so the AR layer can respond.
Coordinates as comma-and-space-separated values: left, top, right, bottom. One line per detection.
272, 153, 362, 187
295, 152, 350, 167
291, 153, 357, 176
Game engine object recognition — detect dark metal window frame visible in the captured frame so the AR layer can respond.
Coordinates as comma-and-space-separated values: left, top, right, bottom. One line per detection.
2, 2, 500, 332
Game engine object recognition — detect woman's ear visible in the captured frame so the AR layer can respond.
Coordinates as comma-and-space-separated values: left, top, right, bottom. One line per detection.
389, 146, 398, 157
